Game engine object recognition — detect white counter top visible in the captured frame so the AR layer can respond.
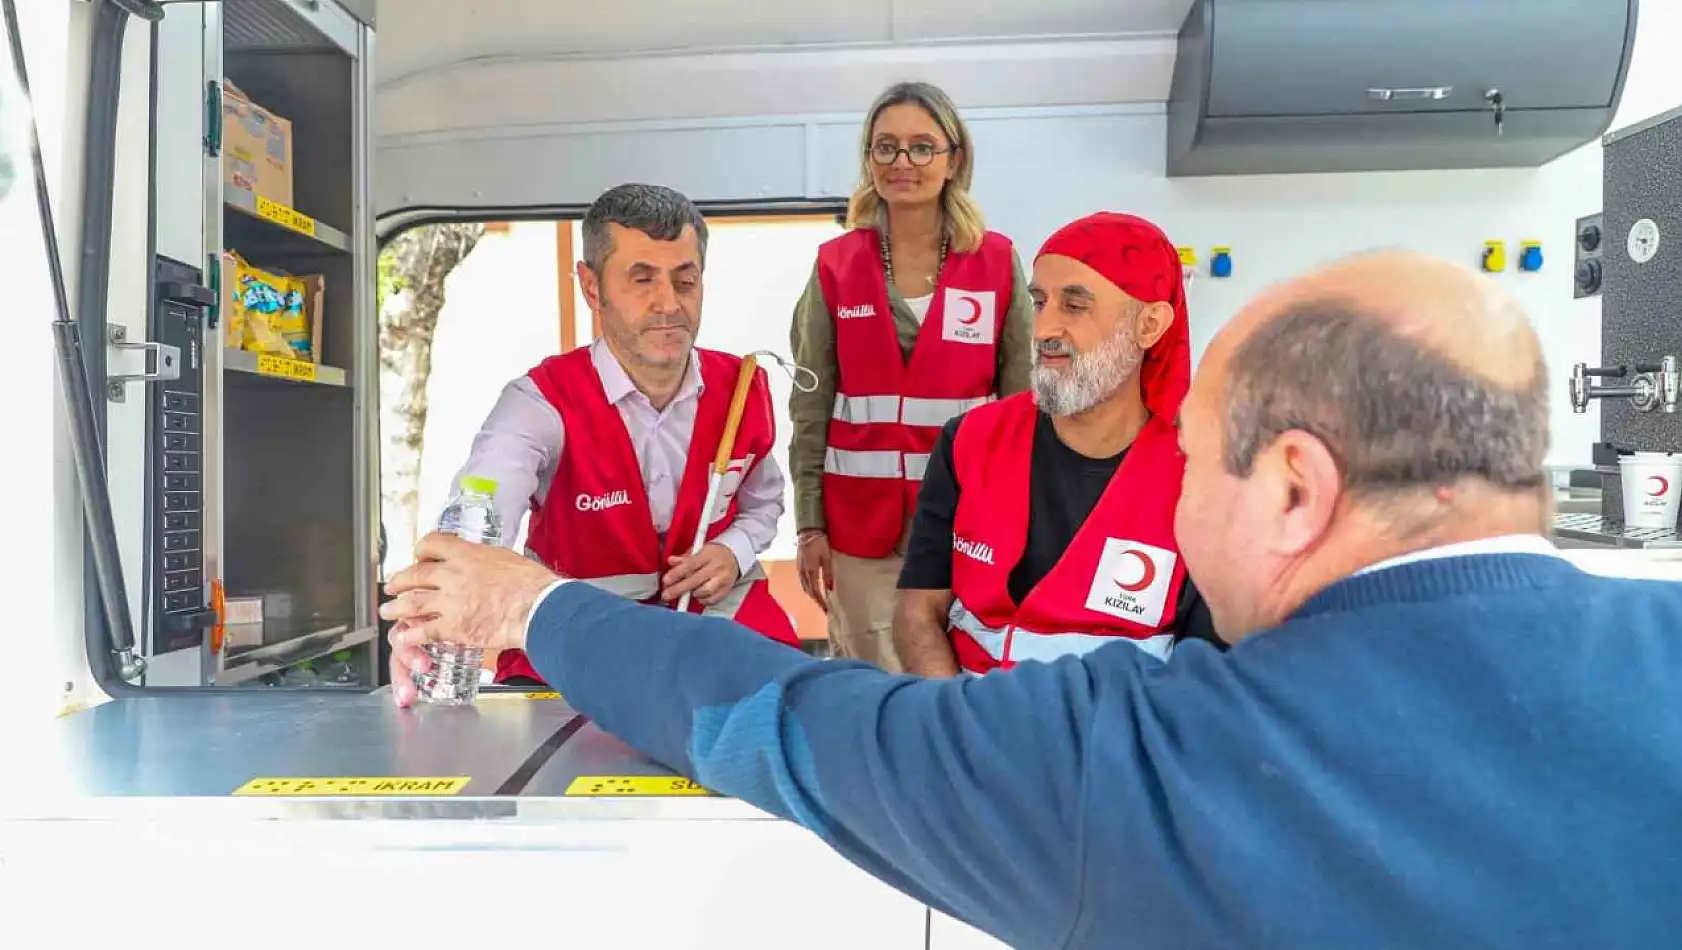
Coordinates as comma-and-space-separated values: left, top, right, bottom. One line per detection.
1555, 547, 1682, 581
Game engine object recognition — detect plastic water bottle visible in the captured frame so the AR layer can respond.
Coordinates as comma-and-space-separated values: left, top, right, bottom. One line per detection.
412, 475, 502, 706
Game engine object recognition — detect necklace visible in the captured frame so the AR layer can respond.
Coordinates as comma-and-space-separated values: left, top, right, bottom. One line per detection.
880, 228, 949, 290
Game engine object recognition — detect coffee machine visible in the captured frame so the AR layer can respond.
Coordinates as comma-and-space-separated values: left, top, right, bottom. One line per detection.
1556, 104, 1682, 548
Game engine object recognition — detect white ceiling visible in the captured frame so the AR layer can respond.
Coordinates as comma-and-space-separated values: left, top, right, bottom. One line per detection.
375, 0, 1195, 86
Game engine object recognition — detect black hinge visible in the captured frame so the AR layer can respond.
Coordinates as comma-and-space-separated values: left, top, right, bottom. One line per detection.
205, 252, 220, 329
203, 79, 221, 156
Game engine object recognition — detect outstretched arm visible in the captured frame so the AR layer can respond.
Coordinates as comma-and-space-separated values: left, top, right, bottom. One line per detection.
527, 582, 1101, 950
446, 377, 558, 546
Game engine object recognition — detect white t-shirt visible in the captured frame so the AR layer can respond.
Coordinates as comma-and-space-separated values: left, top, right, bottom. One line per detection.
905, 293, 933, 326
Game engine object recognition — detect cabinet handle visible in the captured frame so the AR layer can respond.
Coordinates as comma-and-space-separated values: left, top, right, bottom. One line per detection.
1367, 86, 1453, 101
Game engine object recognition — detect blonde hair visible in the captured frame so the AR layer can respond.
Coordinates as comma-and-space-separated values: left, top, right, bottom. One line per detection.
845, 81, 986, 254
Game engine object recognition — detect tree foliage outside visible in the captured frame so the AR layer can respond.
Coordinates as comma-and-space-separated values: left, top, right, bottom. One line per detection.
377, 222, 486, 571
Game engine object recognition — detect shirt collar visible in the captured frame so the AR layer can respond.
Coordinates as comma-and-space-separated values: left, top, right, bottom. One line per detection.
1354, 533, 1564, 577
590, 337, 703, 407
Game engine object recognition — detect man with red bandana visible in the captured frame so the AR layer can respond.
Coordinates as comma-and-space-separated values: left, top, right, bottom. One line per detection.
894, 212, 1222, 676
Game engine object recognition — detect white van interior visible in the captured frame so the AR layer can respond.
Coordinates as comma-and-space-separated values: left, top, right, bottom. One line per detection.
5, 0, 1682, 946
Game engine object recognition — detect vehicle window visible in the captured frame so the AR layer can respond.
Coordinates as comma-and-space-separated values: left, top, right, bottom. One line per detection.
367, 213, 841, 686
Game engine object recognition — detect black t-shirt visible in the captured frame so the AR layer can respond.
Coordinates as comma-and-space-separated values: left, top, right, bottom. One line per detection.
898, 412, 1224, 648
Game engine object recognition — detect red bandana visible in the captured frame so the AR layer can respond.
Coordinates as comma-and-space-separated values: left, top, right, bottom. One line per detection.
1034, 212, 1192, 421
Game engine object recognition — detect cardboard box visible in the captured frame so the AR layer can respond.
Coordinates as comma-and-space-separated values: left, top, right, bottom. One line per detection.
222, 81, 293, 209
221, 593, 296, 652
221, 596, 264, 651
223, 596, 264, 626
221, 249, 326, 364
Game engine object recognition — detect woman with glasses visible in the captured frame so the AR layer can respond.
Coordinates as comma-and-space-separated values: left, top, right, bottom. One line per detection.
788, 80, 1032, 672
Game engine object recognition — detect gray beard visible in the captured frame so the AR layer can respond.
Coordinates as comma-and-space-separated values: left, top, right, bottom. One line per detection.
1032, 330, 1145, 417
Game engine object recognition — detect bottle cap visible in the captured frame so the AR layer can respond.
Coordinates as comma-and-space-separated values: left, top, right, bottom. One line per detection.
461, 475, 498, 495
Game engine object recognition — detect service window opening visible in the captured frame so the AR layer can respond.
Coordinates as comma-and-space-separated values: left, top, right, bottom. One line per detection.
373, 211, 843, 687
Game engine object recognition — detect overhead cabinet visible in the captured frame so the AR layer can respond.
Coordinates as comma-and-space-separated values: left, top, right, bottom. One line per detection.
1168, 0, 1640, 176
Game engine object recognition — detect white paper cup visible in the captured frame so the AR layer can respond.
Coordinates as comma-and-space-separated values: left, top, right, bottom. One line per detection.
1619, 452, 1682, 529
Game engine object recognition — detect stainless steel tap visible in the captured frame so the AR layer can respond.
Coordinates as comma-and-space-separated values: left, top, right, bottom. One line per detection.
1570, 356, 1680, 414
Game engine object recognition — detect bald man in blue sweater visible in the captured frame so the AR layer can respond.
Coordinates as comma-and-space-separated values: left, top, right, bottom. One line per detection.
385, 249, 1682, 949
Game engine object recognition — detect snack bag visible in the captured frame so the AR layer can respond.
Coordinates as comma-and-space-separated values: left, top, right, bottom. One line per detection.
220, 252, 245, 351
225, 250, 314, 362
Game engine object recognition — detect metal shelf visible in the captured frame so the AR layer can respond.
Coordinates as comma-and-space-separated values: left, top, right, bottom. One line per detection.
217, 621, 376, 685
194, 0, 373, 689
1551, 512, 1682, 549
225, 190, 350, 255
224, 0, 358, 57
224, 347, 347, 387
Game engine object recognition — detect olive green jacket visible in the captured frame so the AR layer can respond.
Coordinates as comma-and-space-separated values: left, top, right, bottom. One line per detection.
787, 253, 1035, 533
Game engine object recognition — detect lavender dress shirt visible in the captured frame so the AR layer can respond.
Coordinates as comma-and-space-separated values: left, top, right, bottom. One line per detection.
450, 339, 785, 574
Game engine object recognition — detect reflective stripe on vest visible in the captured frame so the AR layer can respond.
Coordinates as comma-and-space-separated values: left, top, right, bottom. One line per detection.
902, 395, 993, 428
832, 393, 994, 428
522, 558, 661, 601
904, 453, 930, 481
831, 394, 901, 426
822, 449, 932, 482
581, 573, 661, 601
519, 559, 771, 618
824, 447, 902, 479
948, 596, 1176, 665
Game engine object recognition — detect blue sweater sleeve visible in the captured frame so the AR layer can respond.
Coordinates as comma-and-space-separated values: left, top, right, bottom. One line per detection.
528, 581, 1101, 949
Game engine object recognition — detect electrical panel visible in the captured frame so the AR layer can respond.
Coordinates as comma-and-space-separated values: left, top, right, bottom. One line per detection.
150, 256, 218, 653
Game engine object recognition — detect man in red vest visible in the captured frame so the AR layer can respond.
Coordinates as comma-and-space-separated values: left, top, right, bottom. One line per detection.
893, 212, 1224, 676
446, 183, 800, 687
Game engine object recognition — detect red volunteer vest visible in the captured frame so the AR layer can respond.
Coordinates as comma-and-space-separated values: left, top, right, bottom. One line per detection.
494, 347, 800, 685
817, 227, 1016, 559
946, 393, 1188, 674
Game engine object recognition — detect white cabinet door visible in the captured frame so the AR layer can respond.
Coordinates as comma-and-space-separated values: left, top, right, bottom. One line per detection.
2, 817, 932, 950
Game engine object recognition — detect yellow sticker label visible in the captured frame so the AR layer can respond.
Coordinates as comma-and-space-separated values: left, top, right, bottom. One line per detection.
255, 195, 317, 236
565, 775, 712, 797
526, 691, 562, 700
232, 777, 471, 796
255, 353, 318, 381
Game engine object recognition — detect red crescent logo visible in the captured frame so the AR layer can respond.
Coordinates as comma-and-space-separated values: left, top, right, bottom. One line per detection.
957, 296, 983, 326
1113, 550, 1157, 593
1648, 475, 1670, 496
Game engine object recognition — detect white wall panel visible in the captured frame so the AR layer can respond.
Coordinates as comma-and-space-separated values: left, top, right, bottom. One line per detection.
378, 123, 809, 211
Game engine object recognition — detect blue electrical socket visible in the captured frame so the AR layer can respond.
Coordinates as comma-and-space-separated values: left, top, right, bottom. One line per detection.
1211, 247, 1233, 278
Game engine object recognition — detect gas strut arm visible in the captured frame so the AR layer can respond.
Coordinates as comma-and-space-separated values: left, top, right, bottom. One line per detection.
4, 0, 146, 682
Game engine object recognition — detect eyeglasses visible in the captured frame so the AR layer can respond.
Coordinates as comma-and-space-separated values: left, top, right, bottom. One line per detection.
868, 142, 955, 167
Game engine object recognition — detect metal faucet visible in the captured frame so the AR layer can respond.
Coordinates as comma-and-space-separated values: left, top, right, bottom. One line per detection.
1570, 356, 1681, 414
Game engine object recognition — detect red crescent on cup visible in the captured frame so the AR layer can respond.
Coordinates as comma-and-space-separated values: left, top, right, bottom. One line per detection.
1113, 550, 1157, 593
1648, 475, 1670, 496
957, 296, 983, 326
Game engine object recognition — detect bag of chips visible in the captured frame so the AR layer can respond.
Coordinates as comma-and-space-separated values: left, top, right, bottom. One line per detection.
221, 250, 322, 362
